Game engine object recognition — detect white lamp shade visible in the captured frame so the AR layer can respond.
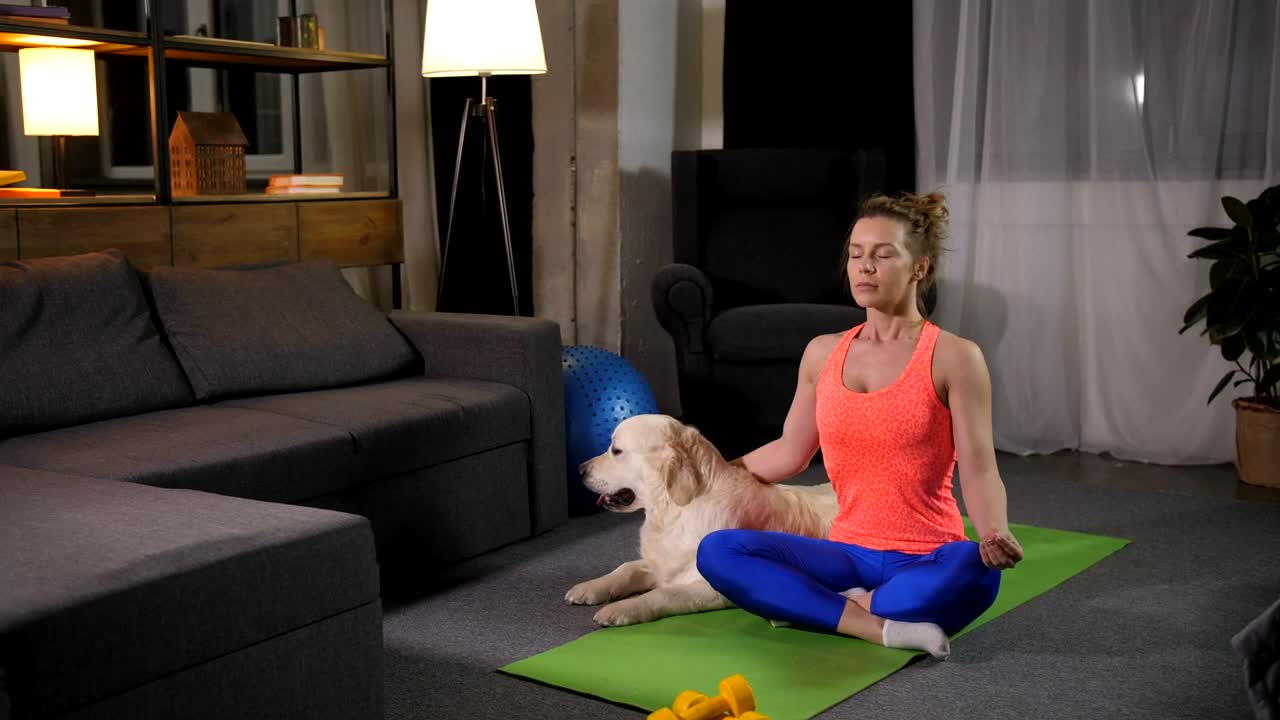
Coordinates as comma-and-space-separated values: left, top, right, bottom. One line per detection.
421, 0, 547, 77
19, 48, 99, 136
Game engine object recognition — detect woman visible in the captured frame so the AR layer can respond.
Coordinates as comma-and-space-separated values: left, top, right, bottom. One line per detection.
696, 191, 1023, 659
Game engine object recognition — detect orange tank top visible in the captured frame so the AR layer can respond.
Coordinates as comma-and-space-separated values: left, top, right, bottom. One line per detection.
815, 321, 966, 554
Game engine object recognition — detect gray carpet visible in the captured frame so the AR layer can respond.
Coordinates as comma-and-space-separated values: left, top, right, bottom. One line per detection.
382, 457, 1280, 719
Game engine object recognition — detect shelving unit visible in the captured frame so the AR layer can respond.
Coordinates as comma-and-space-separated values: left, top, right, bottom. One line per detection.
0, 1, 403, 304
0, 195, 156, 205
0, 21, 148, 53
162, 35, 390, 72
171, 190, 390, 204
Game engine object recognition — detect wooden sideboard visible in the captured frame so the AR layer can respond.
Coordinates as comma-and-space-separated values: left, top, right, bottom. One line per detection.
0, 198, 403, 271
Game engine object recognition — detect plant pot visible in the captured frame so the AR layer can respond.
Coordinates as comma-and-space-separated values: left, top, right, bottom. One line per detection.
1234, 398, 1280, 488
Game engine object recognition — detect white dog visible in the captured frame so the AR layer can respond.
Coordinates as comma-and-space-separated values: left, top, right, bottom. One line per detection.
565, 414, 838, 626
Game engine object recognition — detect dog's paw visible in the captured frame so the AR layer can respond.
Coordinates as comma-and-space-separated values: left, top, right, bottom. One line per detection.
564, 581, 611, 606
593, 600, 653, 627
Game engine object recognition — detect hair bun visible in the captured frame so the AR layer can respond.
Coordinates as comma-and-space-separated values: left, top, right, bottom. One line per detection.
898, 191, 949, 227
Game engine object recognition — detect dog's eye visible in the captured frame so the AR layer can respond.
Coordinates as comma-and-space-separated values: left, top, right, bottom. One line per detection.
610, 446, 622, 456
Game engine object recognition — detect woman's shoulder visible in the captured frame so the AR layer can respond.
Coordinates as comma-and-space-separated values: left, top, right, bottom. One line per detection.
799, 331, 849, 380
809, 328, 854, 357
930, 326, 988, 378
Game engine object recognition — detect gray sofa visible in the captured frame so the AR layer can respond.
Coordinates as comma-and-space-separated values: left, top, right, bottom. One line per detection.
0, 250, 567, 719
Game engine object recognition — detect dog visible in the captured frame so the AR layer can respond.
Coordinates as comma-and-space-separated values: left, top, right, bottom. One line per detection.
564, 414, 838, 626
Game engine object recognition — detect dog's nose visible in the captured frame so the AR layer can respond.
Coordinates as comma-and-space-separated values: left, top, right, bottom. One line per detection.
578, 460, 590, 476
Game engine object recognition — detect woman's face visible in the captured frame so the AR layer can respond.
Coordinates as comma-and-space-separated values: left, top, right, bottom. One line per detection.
846, 216, 926, 310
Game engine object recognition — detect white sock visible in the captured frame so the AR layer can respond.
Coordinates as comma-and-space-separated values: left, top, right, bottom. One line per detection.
882, 619, 950, 659
768, 618, 792, 628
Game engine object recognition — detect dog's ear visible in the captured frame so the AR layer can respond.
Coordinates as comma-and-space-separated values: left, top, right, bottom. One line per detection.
663, 425, 709, 506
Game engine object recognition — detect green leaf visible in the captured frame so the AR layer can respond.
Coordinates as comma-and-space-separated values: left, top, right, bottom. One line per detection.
1210, 327, 1245, 345
1261, 184, 1280, 213
1206, 273, 1259, 340
1209, 370, 1237, 404
1206, 287, 1249, 336
1242, 314, 1280, 361
1189, 237, 1247, 260
1260, 365, 1280, 396
1223, 196, 1253, 228
1188, 226, 1234, 240
1221, 332, 1247, 361
1210, 259, 1247, 290
1181, 292, 1212, 331
1247, 198, 1273, 227
1258, 228, 1280, 253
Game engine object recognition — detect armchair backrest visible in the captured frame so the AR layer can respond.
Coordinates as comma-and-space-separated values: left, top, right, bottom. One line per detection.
671, 148, 886, 311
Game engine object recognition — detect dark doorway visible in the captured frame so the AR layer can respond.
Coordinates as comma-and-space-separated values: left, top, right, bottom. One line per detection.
429, 76, 535, 317
722, 2, 916, 194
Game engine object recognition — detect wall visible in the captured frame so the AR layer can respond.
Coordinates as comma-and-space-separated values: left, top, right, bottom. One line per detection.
532, 0, 723, 416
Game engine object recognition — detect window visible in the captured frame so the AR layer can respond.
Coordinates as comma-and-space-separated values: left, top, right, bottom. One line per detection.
102, 0, 295, 181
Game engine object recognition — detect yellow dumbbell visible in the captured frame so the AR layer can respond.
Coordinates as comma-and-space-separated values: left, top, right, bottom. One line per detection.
737, 712, 772, 720
672, 691, 706, 715
647, 708, 680, 720
668, 674, 756, 720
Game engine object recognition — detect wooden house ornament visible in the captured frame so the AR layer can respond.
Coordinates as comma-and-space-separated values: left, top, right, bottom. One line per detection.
169, 111, 248, 196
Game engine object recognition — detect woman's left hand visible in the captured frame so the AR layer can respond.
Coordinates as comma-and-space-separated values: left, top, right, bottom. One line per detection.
979, 529, 1023, 570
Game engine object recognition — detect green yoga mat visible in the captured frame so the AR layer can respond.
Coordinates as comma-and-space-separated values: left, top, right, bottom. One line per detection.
501, 521, 1128, 720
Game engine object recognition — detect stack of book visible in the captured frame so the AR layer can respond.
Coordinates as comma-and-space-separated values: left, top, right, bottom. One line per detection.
266, 173, 343, 195
0, 6, 72, 24
0, 169, 59, 198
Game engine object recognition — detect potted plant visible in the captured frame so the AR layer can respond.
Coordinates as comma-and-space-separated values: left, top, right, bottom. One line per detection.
1181, 184, 1280, 487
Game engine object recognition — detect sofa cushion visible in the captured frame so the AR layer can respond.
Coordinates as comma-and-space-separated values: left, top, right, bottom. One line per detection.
0, 250, 194, 435
709, 303, 865, 362
0, 466, 378, 718
219, 377, 530, 477
0, 406, 360, 503
145, 260, 416, 400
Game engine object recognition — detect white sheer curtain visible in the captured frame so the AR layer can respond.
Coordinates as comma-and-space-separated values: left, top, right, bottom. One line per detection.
914, 0, 1279, 464
304, 0, 440, 311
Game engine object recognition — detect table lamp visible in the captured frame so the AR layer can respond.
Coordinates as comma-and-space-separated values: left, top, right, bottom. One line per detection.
18, 47, 100, 191
422, 0, 547, 314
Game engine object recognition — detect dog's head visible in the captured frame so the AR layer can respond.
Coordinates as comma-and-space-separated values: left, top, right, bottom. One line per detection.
579, 414, 719, 512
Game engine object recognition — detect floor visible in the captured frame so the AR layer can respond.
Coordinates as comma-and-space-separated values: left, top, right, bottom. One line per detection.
1000, 450, 1280, 505
381, 448, 1280, 720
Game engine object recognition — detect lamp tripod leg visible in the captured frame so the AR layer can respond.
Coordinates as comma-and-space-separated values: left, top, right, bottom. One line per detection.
437, 97, 473, 308
485, 99, 520, 315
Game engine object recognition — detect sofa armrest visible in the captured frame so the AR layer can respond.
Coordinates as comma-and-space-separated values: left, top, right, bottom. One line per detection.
652, 263, 713, 359
388, 311, 567, 534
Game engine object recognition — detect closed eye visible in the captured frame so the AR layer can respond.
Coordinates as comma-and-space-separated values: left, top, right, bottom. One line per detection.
610, 446, 622, 455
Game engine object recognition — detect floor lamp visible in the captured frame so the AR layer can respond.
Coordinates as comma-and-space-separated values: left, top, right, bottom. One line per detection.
422, 0, 547, 315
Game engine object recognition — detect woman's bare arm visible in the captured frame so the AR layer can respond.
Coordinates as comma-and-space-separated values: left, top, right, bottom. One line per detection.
946, 336, 1022, 569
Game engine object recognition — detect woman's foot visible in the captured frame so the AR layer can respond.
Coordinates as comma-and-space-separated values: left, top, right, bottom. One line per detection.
882, 619, 950, 659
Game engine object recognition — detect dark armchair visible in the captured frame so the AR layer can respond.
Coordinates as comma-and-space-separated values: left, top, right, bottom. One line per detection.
653, 148, 933, 459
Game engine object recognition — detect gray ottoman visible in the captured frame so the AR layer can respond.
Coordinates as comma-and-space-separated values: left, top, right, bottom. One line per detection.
0, 467, 382, 720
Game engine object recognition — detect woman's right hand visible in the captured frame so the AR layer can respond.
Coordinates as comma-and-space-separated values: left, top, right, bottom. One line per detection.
979, 529, 1023, 570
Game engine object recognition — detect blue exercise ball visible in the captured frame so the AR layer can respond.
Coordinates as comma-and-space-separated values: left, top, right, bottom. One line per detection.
562, 345, 659, 516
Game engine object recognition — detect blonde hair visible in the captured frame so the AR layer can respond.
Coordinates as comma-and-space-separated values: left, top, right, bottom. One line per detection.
844, 191, 950, 316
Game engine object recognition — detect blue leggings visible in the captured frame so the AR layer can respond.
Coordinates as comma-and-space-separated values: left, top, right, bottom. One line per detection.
696, 530, 1000, 635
